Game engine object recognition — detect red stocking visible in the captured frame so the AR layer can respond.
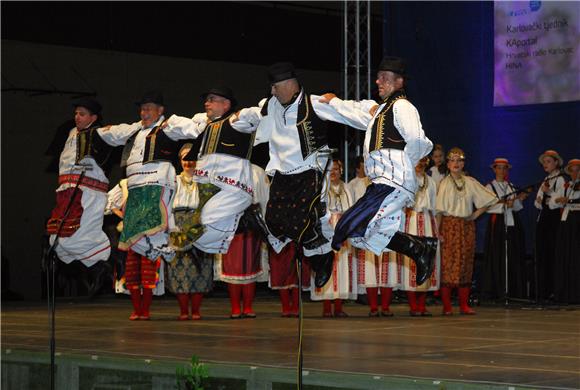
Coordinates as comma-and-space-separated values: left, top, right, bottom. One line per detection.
440, 286, 453, 315
227, 283, 242, 317
380, 287, 393, 312
322, 300, 332, 317
406, 291, 418, 313
175, 293, 189, 320
417, 292, 428, 313
191, 293, 204, 319
140, 288, 153, 319
366, 287, 379, 313
129, 289, 141, 320
290, 287, 300, 315
279, 289, 291, 315
242, 282, 256, 316
459, 287, 476, 315
334, 299, 344, 315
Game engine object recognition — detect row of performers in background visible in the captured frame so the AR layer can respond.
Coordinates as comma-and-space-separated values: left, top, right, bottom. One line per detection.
45, 58, 579, 323
427, 146, 580, 305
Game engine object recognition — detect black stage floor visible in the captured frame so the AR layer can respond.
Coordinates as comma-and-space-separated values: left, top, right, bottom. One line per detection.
2, 296, 579, 389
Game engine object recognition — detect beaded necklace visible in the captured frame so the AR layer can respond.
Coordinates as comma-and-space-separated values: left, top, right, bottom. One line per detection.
450, 174, 465, 193
179, 174, 196, 193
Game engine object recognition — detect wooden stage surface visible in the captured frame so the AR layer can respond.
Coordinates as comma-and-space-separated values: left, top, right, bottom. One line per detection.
2, 296, 579, 389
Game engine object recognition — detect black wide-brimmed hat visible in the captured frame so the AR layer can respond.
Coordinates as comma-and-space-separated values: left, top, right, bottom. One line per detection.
378, 56, 410, 78
200, 86, 237, 108
268, 62, 297, 84
72, 97, 102, 115
135, 90, 164, 106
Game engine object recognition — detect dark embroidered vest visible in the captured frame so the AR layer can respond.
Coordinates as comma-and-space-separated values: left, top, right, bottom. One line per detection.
295, 93, 328, 159
75, 124, 112, 167
196, 112, 255, 160
143, 125, 180, 164
369, 89, 408, 153
120, 123, 179, 167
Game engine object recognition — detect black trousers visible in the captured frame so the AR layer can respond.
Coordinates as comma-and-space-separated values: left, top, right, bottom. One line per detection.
265, 170, 328, 251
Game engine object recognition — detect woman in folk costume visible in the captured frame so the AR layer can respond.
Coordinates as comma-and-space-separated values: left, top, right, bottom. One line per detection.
394, 156, 441, 316
167, 144, 214, 320
427, 144, 447, 188
311, 159, 357, 317
214, 162, 270, 319
436, 147, 498, 315
534, 150, 566, 302
482, 158, 528, 301
105, 179, 165, 302
552, 159, 580, 304
352, 170, 397, 317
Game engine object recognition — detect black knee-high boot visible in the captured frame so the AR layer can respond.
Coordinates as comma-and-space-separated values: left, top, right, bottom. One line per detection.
386, 232, 437, 285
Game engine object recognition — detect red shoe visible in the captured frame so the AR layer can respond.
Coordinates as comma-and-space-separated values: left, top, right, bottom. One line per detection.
191, 314, 202, 320
460, 307, 476, 315
178, 314, 190, 321
129, 312, 140, 321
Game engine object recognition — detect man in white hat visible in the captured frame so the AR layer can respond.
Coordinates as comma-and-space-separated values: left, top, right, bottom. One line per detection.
552, 158, 580, 303
482, 158, 528, 300
534, 149, 566, 302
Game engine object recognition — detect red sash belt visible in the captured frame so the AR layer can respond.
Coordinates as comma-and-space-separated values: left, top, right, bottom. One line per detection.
58, 174, 108, 193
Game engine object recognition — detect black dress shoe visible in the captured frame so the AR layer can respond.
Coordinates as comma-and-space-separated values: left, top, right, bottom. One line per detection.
310, 252, 334, 288
386, 232, 437, 286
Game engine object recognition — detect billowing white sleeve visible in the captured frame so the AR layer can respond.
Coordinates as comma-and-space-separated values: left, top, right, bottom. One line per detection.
534, 186, 544, 210
231, 106, 262, 133
485, 184, 501, 214
164, 113, 208, 140
512, 186, 524, 212
393, 100, 433, 165
315, 95, 376, 131
105, 183, 124, 214
97, 121, 141, 146
251, 165, 270, 215
253, 98, 271, 145
548, 177, 566, 209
